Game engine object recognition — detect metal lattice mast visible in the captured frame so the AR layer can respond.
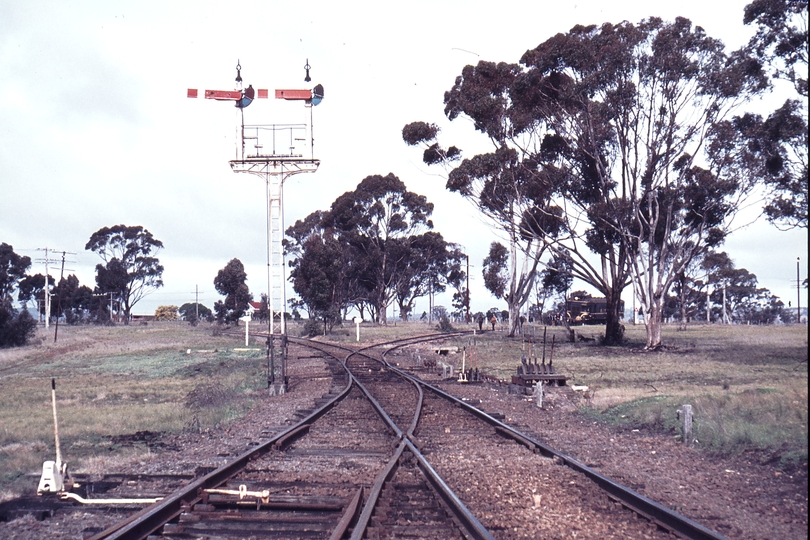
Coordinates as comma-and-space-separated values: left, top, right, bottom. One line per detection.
269, 163, 285, 334
189, 61, 323, 393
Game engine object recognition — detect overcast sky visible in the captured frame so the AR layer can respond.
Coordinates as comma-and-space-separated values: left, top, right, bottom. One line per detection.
1, 0, 806, 318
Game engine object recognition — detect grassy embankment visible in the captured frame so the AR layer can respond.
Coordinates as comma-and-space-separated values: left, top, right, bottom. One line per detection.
0, 319, 805, 500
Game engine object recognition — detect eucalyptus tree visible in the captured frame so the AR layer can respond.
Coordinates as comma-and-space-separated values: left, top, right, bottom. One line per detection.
409, 18, 770, 348
405, 63, 618, 341
393, 231, 465, 321
213, 258, 252, 324
0, 242, 31, 303
285, 211, 350, 330
85, 224, 164, 323
742, 0, 808, 229
17, 273, 48, 315
287, 174, 459, 326
405, 105, 565, 338
519, 18, 769, 348
0, 243, 37, 347
324, 173, 434, 324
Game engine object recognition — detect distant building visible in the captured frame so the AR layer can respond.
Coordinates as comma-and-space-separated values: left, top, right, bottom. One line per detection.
247, 301, 264, 320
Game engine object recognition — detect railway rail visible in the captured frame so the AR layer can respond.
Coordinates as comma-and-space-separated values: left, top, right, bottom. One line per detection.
6, 331, 730, 539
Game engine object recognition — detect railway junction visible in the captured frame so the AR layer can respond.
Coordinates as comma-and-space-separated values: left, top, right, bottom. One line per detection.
0, 329, 806, 539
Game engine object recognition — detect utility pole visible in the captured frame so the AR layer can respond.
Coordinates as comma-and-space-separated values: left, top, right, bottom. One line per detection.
39, 248, 51, 329
36, 248, 66, 330
466, 253, 471, 323
798, 257, 801, 324
53, 250, 77, 343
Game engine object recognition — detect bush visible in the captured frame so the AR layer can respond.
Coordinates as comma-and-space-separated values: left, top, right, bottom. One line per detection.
154, 305, 179, 321
301, 318, 323, 337
436, 314, 455, 332
0, 307, 38, 348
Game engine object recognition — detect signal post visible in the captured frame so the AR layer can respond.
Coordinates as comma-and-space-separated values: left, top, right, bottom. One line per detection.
190, 61, 323, 394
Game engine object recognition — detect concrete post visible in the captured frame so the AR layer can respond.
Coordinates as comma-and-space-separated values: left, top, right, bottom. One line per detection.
681, 404, 693, 446
535, 381, 544, 408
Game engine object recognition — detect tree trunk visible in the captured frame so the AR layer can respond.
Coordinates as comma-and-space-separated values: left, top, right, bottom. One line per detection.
645, 302, 664, 349
679, 275, 688, 331
603, 288, 625, 345
507, 299, 520, 337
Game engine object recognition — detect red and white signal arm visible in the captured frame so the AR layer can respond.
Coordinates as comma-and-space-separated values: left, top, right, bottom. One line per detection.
186, 88, 269, 100
275, 89, 312, 100
188, 84, 322, 105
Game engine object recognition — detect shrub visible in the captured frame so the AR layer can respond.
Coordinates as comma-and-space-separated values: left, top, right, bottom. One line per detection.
301, 318, 323, 337
154, 305, 179, 321
0, 307, 37, 348
436, 314, 455, 332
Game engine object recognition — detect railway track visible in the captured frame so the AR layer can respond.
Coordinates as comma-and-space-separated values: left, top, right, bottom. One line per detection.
6, 331, 729, 539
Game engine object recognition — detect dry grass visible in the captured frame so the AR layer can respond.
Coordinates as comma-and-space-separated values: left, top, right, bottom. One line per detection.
0, 320, 806, 499
0, 321, 266, 497
430, 321, 808, 467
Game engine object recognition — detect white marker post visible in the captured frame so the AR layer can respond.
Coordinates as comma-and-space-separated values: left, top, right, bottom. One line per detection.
353, 317, 361, 342
240, 315, 252, 346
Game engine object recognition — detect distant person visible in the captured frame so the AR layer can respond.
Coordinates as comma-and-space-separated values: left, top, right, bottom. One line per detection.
477, 314, 484, 331
490, 314, 496, 331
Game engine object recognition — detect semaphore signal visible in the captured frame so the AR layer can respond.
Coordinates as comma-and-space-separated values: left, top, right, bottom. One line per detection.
189, 60, 324, 395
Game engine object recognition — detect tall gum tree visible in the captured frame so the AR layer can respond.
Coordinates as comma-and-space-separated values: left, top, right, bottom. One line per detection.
407, 17, 771, 347
520, 18, 768, 348
85, 225, 164, 323
323, 173, 434, 324
213, 258, 252, 324
743, 0, 808, 229
405, 66, 619, 341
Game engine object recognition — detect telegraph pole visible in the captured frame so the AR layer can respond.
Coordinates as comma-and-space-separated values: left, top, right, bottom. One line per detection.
36, 248, 65, 329
798, 257, 801, 324
53, 250, 77, 343
465, 253, 471, 323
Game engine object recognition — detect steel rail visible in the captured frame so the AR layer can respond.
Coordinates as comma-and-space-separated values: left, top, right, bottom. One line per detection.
250, 332, 726, 539
87, 343, 356, 540
330, 336, 495, 540
404, 438, 496, 540
348, 441, 407, 540
385, 360, 729, 540
89, 334, 459, 539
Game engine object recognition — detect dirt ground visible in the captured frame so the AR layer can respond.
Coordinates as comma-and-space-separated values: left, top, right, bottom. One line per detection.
438, 379, 807, 540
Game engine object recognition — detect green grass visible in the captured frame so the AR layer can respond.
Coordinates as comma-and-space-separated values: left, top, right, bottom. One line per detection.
0, 319, 806, 500
433, 321, 808, 469
0, 322, 267, 496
